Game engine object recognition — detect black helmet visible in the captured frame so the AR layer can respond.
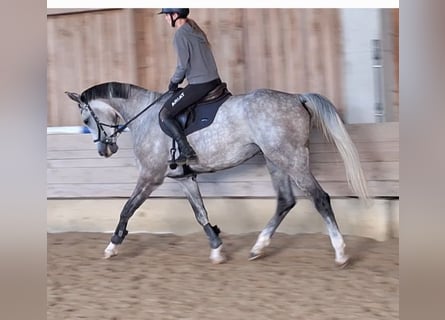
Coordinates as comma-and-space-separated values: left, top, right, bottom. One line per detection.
158, 8, 190, 18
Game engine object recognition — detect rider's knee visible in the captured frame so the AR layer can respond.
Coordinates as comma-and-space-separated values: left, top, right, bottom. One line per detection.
159, 105, 173, 121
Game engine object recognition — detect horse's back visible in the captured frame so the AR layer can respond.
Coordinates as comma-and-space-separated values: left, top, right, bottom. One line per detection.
227, 88, 307, 116
228, 88, 311, 136
193, 88, 310, 149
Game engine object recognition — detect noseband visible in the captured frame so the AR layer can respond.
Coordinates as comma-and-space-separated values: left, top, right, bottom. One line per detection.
81, 103, 120, 146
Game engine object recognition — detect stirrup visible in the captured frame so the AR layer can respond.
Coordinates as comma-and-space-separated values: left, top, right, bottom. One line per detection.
168, 146, 179, 169
177, 153, 198, 165
174, 154, 188, 166
168, 154, 196, 169
168, 151, 197, 169
168, 139, 198, 169
185, 153, 198, 165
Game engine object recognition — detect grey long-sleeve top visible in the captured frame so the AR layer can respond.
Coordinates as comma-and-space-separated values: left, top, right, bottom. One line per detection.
170, 22, 220, 85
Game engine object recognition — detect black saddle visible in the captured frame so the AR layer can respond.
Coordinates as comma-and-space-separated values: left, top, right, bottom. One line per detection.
160, 82, 232, 137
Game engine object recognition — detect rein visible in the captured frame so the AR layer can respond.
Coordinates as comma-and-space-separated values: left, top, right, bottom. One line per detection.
86, 91, 169, 144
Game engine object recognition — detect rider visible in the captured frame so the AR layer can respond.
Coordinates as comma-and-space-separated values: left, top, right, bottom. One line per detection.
158, 8, 222, 165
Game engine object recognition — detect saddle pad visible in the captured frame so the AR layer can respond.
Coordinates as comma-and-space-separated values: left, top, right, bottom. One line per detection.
159, 92, 231, 138
183, 93, 231, 136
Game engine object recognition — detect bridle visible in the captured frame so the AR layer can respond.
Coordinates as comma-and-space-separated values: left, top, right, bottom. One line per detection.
80, 103, 119, 145
80, 91, 170, 146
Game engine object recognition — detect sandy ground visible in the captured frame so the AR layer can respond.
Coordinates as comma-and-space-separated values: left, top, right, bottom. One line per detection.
47, 232, 398, 320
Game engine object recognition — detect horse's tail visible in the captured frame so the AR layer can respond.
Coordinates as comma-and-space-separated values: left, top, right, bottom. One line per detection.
299, 93, 369, 201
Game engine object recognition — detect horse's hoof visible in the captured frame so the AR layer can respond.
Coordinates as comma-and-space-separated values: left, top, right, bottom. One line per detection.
103, 250, 118, 259
103, 242, 119, 259
210, 255, 227, 264
250, 236, 270, 261
248, 251, 264, 261
335, 256, 351, 269
210, 245, 226, 264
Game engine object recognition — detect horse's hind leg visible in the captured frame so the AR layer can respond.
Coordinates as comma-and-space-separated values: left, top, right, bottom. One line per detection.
305, 176, 350, 267
293, 169, 349, 267
250, 160, 296, 260
175, 175, 225, 264
266, 147, 349, 267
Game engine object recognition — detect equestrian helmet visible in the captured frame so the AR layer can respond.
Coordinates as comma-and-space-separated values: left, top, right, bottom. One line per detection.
158, 8, 190, 18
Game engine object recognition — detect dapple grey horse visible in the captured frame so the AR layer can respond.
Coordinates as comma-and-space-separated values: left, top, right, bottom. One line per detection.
66, 82, 368, 266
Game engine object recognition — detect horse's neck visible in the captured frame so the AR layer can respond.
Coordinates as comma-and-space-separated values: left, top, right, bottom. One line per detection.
109, 92, 161, 125
113, 92, 167, 152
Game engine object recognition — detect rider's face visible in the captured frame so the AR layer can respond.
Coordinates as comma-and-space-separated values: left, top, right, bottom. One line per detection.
164, 13, 178, 25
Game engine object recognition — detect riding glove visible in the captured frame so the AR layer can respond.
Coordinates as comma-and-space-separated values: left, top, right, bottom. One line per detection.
168, 81, 179, 92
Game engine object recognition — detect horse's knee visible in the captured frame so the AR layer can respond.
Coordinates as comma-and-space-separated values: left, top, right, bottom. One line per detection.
286, 197, 297, 211
277, 192, 296, 214
277, 197, 296, 215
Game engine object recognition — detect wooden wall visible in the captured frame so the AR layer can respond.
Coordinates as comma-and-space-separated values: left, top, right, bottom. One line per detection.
47, 122, 399, 199
47, 9, 343, 126
47, 9, 137, 126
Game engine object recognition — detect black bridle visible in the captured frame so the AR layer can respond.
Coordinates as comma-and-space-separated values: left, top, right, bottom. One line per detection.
81, 91, 169, 145
81, 103, 119, 144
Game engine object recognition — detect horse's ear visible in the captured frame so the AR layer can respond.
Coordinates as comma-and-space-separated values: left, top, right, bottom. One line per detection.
65, 91, 82, 104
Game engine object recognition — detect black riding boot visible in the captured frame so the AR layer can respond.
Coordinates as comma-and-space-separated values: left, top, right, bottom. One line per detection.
162, 118, 198, 165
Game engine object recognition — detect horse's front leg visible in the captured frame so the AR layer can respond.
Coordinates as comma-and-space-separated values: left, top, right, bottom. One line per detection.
176, 175, 226, 264
104, 176, 161, 259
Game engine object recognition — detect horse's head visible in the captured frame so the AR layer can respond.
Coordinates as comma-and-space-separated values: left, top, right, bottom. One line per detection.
65, 91, 121, 158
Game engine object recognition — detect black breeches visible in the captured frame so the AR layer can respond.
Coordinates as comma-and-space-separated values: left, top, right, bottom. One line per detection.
160, 78, 221, 121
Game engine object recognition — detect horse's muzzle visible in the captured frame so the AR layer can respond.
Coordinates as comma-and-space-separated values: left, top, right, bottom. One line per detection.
97, 142, 119, 157
109, 143, 119, 154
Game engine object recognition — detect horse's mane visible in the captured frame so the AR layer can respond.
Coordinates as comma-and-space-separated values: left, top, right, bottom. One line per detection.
80, 82, 147, 103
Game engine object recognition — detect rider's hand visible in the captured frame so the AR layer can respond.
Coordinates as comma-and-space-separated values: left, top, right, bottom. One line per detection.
168, 81, 178, 92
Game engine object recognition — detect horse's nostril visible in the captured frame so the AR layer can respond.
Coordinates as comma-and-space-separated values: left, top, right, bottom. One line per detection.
97, 142, 108, 156
110, 143, 119, 153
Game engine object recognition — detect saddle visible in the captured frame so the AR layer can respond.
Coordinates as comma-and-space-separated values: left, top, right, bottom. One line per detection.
160, 82, 232, 137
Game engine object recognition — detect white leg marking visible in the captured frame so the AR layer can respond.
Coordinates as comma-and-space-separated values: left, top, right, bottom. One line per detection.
209, 245, 226, 264
104, 242, 119, 259
250, 233, 271, 259
328, 230, 349, 265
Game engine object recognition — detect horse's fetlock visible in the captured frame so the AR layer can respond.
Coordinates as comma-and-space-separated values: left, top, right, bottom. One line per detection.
111, 230, 128, 245
203, 223, 222, 249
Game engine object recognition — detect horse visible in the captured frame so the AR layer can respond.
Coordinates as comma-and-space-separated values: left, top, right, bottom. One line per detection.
65, 81, 368, 266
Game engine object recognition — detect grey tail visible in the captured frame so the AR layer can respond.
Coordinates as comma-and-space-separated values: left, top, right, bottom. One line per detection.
299, 93, 369, 201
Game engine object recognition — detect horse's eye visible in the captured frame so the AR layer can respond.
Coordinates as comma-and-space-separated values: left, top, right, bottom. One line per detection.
80, 108, 90, 125
81, 113, 90, 125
